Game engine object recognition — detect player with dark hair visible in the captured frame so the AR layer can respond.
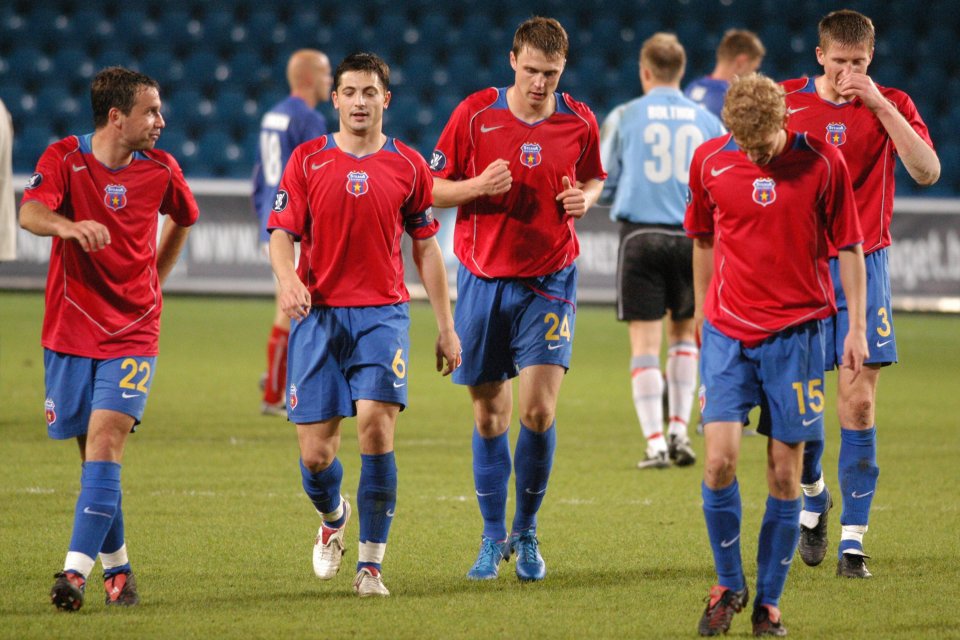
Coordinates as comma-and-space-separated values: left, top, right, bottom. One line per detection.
600, 32, 724, 470
431, 16, 606, 582
685, 29, 766, 118
252, 49, 332, 417
687, 73, 867, 636
20, 65, 199, 611
268, 52, 460, 598
782, 9, 940, 579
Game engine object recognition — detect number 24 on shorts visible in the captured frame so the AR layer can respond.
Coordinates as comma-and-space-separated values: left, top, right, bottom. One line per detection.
543, 313, 571, 345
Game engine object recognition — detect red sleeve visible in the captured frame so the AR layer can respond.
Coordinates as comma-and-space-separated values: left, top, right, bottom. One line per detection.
160, 153, 199, 226
823, 146, 863, 249
892, 90, 935, 152
20, 140, 70, 212
684, 145, 714, 237
267, 145, 308, 239
429, 97, 472, 180
403, 148, 439, 240
573, 101, 607, 183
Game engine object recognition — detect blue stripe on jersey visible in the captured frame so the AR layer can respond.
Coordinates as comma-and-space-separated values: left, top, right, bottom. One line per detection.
721, 136, 739, 152
797, 78, 817, 93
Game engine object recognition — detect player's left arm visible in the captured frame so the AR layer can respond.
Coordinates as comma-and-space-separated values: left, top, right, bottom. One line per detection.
156, 216, 191, 286
556, 177, 604, 218
839, 74, 940, 185
692, 236, 714, 344
411, 236, 461, 376
837, 244, 869, 376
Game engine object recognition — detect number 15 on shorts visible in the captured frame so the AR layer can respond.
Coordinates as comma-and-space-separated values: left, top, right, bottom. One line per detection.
792, 378, 824, 425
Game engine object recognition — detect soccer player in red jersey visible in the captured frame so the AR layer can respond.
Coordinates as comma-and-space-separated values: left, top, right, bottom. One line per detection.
430, 16, 606, 582
19, 67, 199, 611
782, 9, 941, 578
686, 74, 867, 636
268, 52, 460, 598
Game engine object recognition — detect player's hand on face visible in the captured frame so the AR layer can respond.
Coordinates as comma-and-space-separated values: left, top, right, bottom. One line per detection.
279, 280, 311, 321
65, 219, 111, 252
478, 158, 512, 196
435, 328, 462, 376
556, 175, 587, 218
836, 72, 884, 110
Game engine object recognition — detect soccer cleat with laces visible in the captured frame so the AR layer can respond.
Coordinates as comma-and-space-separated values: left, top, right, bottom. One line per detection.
668, 434, 696, 467
466, 536, 511, 580
510, 528, 546, 581
751, 605, 787, 637
313, 498, 351, 580
353, 567, 390, 597
798, 495, 832, 566
698, 584, 748, 636
51, 571, 85, 612
836, 552, 873, 578
637, 450, 671, 470
104, 570, 140, 606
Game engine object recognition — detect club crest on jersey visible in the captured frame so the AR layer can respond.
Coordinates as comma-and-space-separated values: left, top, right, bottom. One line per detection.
429, 149, 446, 171
520, 143, 542, 168
104, 184, 127, 211
288, 384, 298, 410
752, 177, 777, 207
45, 398, 57, 425
346, 171, 369, 197
26, 172, 42, 189
825, 122, 847, 146
273, 189, 289, 212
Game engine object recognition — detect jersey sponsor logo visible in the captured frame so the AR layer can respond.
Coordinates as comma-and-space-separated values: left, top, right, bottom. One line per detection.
480, 124, 504, 133
72, 164, 87, 172
44, 398, 57, 425
786, 106, 809, 116
311, 159, 334, 171
273, 189, 289, 212
429, 149, 446, 171
710, 165, 735, 177
26, 172, 43, 189
346, 170, 369, 197
288, 384, 298, 410
751, 177, 777, 207
520, 142, 542, 168
825, 122, 847, 146
104, 184, 128, 211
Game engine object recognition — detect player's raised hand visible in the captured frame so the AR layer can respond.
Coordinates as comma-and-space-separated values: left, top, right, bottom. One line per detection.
836, 71, 885, 111
476, 158, 512, 196
556, 175, 587, 218
278, 278, 311, 321
64, 219, 111, 252
435, 328, 462, 376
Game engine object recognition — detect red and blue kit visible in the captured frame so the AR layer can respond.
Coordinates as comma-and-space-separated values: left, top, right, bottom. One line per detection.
782, 77, 934, 255
685, 131, 863, 346
268, 135, 438, 307
21, 133, 199, 359
430, 87, 606, 278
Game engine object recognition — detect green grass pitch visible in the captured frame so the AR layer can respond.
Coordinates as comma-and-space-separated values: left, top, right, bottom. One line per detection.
1, 291, 958, 638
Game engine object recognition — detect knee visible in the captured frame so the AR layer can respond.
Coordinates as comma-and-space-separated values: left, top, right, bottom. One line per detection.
475, 409, 511, 436
300, 443, 338, 472
519, 404, 555, 432
840, 393, 874, 428
704, 453, 737, 488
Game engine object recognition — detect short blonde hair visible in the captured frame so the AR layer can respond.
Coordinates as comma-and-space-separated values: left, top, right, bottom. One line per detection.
716, 29, 766, 63
721, 73, 785, 149
640, 33, 686, 83
819, 9, 875, 52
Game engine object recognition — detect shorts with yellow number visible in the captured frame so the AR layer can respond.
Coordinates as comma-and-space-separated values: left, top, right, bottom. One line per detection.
453, 263, 577, 386
43, 349, 156, 440
286, 304, 410, 424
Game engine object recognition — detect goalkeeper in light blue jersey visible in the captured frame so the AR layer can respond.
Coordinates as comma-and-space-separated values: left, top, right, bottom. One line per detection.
599, 33, 724, 470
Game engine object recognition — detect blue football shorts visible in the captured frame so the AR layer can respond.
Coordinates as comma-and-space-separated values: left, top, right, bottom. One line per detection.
43, 349, 157, 440
698, 320, 826, 444
453, 263, 578, 387
286, 304, 410, 424
824, 248, 896, 368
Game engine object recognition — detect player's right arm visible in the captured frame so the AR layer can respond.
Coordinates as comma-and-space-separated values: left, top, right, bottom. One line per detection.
269, 229, 309, 320
432, 159, 512, 208
692, 236, 714, 342
837, 244, 868, 376
19, 200, 110, 252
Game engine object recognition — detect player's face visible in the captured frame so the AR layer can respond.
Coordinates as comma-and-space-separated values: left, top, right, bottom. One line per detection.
510, 46, 565, 112
332, 71, 391, 136
118, 87, 164, 151
736, 127, 786, 166
816, 42, 873, 98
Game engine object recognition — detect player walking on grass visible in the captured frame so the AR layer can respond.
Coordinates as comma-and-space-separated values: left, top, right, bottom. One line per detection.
686, 74, 867, 636
20, 66, 199, 611
782, 9, 940, 578
430, 16, 605, 582
268, 52, 460, 598
599, 33, 725, 471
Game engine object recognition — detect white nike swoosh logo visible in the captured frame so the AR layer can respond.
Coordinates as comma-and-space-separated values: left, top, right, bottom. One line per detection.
547, 343, 564, 350
311, 159, 334, 170
720, 534, 740, 548
524, 487, 547, 495
851, 490, 874, 499
393, 382, 406, 388
386, 508, 395, 517
480, 124, 504, 133
710, 165, 734, 177
802, 415, 823, 426
780, 557, 793, 566
72, 164, 87, 172
786, 106, 809, 116
83, 506, 112, 518
121, 392, 140, 399
475, 490, 496, 497
876, 339, 892, 347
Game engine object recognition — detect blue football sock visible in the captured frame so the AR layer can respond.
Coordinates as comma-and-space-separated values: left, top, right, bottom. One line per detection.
472, 427, 511, 541
838, 426, 879, 553
299, 457, 344, 527
69, 461, 122, 563
755, 495, 801, 608
801, 439, 829, 513
356, 452, 397, 572
511, 422, 556, 534
702, 480, 745, 591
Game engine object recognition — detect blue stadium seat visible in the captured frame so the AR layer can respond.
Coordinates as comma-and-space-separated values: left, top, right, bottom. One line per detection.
140, 51, 183, 87
216, 88, 251, 130
182, 50, 224, 89
16, 124, 57, 169
195, 128, 242, 177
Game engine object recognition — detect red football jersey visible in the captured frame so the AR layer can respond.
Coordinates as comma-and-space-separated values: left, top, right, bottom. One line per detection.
782, 77, 934, 255
267, 135, 438, 307
430, 87, 606, 278
21, 134, 199, 359
685, 131, 863, 346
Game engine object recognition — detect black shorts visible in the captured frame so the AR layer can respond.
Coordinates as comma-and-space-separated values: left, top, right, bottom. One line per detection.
616, 222, 694, 322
